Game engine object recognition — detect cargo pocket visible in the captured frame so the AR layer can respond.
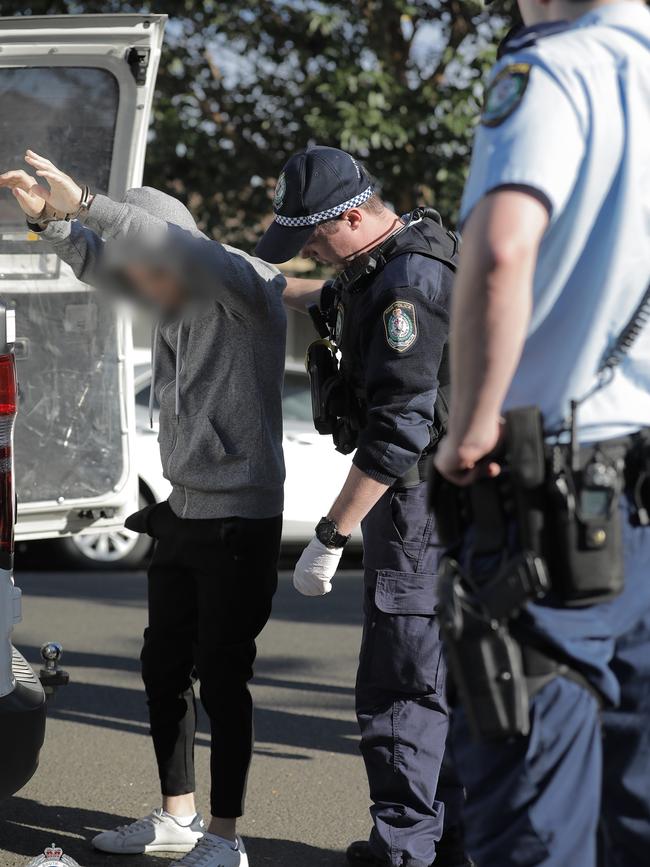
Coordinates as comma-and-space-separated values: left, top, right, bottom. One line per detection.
359, 569, 443, 697
390, 489, 434, 565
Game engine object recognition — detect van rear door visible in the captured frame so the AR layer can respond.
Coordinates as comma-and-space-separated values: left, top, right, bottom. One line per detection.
0, 14, 166, 540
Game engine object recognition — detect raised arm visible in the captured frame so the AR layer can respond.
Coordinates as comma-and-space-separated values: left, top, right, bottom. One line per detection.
0, 166, 109, 288
3, 152, 287, 317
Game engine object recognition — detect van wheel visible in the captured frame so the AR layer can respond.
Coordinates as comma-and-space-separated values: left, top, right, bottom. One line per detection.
58, 494, 154, 570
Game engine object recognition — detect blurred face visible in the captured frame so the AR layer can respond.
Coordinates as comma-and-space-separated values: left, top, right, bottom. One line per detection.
123, 264, 186, 310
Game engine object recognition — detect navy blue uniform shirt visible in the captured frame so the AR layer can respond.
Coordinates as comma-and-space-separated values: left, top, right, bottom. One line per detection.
335, 230, 453, 485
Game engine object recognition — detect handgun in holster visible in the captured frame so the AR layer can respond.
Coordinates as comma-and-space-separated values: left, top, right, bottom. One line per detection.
439, 556, 532, 740
434, 408, 551, 740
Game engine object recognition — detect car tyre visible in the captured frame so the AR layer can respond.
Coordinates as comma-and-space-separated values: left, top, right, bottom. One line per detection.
58, 493, 154, 571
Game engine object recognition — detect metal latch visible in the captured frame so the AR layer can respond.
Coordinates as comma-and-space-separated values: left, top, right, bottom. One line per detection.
126, 47, 150, 85
77, 508, 117, 521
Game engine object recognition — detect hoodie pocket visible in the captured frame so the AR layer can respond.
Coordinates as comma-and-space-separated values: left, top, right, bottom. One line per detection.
164, 413, 250, 492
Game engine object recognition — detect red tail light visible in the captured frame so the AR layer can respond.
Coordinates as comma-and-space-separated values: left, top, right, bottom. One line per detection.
0, 353, 17, 555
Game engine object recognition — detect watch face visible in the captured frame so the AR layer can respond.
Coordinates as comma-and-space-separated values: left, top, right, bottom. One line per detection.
317, 517, 349, 549
317, 518, 338, 547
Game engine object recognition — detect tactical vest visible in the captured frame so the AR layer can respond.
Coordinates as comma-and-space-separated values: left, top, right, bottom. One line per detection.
327, 210, 459, 450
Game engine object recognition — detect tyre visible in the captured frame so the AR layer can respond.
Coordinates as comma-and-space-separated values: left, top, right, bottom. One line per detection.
58, 493, 154, 570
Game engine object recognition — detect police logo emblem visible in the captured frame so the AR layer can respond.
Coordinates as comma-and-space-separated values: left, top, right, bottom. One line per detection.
273, 172, 287, 210
334, 302, 345, 345
24, 844, 80, 867
383, 301, 417, 352
481, 63, 531, 127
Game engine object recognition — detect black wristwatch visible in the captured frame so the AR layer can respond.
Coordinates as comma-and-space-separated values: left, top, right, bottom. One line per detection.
316, 516, 351, 550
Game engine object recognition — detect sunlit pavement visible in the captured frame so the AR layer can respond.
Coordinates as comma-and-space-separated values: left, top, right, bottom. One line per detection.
1, 568, 369, 866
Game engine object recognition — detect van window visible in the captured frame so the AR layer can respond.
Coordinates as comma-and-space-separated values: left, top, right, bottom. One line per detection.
0, 67, 119, 229
0, 67, 124, 504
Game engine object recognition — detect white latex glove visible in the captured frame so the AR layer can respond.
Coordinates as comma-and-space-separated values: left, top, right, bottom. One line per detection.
293, 536, 344, 597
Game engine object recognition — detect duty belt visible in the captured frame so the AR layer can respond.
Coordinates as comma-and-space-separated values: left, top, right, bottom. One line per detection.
521, 644, 604, 707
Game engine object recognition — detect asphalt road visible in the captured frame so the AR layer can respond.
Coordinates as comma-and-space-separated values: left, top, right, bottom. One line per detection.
1, 566, 370, 867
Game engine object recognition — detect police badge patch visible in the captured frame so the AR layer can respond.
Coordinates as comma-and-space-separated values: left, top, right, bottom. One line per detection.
273, 172, 287, 210
24, 844, 80, 867
334, 302, 345, 346
481, 63, 531, 127
383, 301, 417, 352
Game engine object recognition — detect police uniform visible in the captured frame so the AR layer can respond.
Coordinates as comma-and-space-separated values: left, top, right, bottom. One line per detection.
449, 5, 650, 866
324, 215, 465, 867
256, 146, 467, 867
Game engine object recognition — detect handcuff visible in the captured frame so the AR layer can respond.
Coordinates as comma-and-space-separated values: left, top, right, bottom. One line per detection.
32, 183, 94, 227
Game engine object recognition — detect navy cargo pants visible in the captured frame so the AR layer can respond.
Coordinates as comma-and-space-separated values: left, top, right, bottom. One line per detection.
358, 481, 464, 867
449, 499, 650, 867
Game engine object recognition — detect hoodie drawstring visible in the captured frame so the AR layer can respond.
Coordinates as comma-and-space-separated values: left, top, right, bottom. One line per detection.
149, 321, 159, 430
149, 319, 183, 426
175, 319, 183, 419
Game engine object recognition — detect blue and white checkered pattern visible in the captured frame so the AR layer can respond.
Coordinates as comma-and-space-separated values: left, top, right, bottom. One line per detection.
274, 185, 374, 227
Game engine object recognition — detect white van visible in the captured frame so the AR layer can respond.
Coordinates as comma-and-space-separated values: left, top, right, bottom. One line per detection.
0, 12, 166, 799
0, 13, 166, 547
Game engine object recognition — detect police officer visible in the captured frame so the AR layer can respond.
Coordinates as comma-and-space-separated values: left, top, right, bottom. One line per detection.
256, 146, 470, 867
434, 1, 650, 865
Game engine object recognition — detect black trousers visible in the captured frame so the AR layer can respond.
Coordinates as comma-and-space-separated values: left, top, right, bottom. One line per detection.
139, 501, 282, 818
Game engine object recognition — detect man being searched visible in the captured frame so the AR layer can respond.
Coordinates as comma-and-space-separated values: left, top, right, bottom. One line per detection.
433, 1, 650, 865
257, 145, 471, 867
0, 152, 286, 867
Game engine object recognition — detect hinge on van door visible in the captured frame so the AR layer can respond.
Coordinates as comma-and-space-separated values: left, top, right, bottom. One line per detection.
126, 47, 150, 85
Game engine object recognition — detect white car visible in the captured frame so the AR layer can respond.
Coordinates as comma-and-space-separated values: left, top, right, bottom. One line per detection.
61, 359, 358, 568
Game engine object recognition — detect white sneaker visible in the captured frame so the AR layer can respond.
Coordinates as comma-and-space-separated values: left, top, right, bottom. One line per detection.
171, 834, 248, 867
92, 808, 205, 854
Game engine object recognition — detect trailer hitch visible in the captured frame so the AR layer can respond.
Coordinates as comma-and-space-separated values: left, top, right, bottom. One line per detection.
39, 642, 69, 699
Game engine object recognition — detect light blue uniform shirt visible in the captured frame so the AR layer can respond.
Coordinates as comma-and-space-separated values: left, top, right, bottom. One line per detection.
461, 2, 650, 441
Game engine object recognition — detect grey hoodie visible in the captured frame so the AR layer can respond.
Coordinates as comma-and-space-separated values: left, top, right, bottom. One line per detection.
40, 188, 287, 520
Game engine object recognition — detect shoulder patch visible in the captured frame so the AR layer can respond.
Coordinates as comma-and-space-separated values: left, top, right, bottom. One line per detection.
334, 302, 345, 346
383, 301, 417, 352
481, 63, 531, 128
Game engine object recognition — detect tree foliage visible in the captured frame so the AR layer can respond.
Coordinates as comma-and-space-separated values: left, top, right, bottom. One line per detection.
1, 1, 508, 246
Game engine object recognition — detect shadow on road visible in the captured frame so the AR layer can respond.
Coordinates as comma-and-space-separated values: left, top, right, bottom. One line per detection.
15, 564, 362, 756
14, 568, 365, 626
247, 835, 347, 866
1, 797, 171, 865
1, 796, 348, 866
41, 685, 358, 757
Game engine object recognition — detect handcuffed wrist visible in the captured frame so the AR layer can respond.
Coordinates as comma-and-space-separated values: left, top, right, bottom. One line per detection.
66, 184, 93, 220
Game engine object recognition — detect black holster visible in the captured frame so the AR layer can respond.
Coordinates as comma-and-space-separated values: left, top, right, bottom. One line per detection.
439, 556, 532, 740
306, 339, 341, 436
431, 405, 629, 741
430, 406, 628, 606
305, 339, 362, 455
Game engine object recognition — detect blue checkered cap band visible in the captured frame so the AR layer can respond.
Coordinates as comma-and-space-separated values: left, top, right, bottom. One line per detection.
274, 185, 375, 227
